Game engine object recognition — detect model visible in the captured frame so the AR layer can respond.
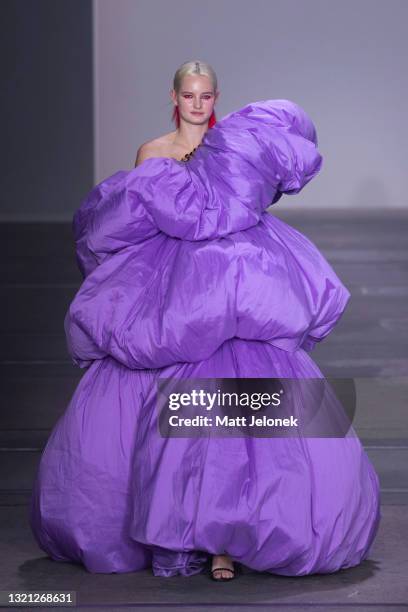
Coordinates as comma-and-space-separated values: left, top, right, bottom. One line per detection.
29, 60, 381, 582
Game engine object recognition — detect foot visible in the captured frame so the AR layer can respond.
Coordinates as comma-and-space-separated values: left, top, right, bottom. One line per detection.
211, 553, 235, 580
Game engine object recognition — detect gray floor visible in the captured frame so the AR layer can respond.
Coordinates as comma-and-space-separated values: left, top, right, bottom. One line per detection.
0, 209, 407, 610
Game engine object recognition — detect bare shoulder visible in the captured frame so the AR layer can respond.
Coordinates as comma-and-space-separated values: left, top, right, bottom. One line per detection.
134, 131, 178, 167
134, 140, 159, 167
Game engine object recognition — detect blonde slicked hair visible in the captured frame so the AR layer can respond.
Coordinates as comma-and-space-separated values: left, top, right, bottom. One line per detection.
173, 60, 218, 93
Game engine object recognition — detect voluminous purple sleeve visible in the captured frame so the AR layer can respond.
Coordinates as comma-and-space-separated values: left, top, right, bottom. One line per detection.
72, 98, 322, 278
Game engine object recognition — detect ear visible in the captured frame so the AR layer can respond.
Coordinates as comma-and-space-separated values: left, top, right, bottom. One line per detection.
169, 89, 177, 105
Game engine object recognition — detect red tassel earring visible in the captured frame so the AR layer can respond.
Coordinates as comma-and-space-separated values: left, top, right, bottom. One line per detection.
172, 105, 217, 129
208, 110, 217, 128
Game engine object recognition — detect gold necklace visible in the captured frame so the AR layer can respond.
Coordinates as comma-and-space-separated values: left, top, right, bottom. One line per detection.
180, 143, 201, 162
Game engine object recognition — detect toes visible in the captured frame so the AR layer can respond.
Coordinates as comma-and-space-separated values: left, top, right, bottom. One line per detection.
212, 567, 234, 579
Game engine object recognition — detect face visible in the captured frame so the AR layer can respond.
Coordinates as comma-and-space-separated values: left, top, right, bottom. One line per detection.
171, 74, 218, 125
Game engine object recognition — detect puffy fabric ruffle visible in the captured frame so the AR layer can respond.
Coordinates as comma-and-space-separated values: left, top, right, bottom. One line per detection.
65, 99, 348, 370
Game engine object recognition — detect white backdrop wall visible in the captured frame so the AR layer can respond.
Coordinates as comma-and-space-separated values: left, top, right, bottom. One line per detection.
94, 0, 407, 210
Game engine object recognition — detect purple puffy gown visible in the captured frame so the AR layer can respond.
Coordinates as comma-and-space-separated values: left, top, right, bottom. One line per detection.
29, 99, 381, 577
